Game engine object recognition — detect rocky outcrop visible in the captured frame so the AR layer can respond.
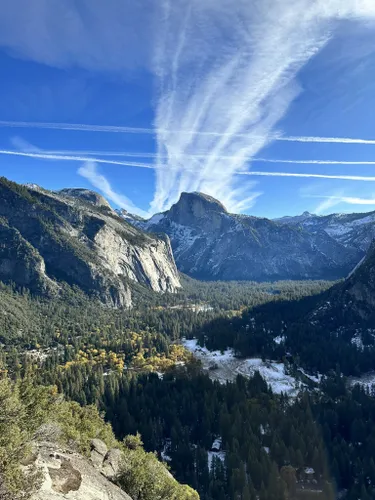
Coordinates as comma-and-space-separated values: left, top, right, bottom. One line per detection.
29, 440, 132, 500
0, 177, 181, 306
128, 191, 363, 281
58, 188, 112, 209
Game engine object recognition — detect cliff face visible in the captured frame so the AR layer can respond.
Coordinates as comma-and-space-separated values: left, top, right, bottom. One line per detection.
129, 192, 363, 281
0, 178, 181, 306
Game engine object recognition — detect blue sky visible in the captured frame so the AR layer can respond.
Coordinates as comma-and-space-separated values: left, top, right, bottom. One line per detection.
1, 1, 375, 219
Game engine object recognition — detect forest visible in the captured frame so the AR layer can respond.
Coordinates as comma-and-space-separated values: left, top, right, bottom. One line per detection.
1, 277, 375, 499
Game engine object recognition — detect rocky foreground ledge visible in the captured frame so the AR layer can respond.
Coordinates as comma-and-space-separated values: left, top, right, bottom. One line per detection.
29, 438, 132, 500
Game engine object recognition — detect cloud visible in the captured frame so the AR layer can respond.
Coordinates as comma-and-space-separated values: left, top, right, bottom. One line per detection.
314, 196, 344, 214
277, 135, 375, 145
253, 159, 375, 165
1, 0, 375, 213
0, 148, 155, 170
241, 171, 375, 182
309, 194, 375, 214
10, 136, 41, 153
150, 0, 375, 213
0, 120, 155, 135
0, 1, 155, 72
324, 195, 375, 205
4, 147, 375, 184
77, 161, 148, 217
2, 120, 375, 146
11, 142, 375, 165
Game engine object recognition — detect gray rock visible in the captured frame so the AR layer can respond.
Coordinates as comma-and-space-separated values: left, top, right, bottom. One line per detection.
90, 439, 108, 457
58, 188, 112, 209
90, 439, 108, 468
102, 448, 122, 480
30, 441, 132, 500
129, 191, 364, 281
0, 178, 181, 307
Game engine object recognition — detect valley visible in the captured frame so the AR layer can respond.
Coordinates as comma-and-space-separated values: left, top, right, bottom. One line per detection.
2, 178, 375, 500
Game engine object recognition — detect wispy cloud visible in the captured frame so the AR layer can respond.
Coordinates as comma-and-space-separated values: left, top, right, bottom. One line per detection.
318, 195, 375, 205
314, 196, 343, 214
309, 194, 375, 214
151, 0, 375, 212
1, 1, 375, 212
77, 161, 148, 217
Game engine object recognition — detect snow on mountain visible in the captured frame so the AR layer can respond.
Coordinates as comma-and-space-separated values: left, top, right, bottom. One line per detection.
124, 192, 364, 282
277, 210, 375, 252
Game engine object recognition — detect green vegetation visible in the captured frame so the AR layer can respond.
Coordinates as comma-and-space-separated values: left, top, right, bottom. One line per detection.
2, 275, 375, 499
0, 369, 198, 499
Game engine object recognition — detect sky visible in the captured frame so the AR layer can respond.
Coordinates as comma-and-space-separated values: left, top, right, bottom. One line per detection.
1, 1, 375, 219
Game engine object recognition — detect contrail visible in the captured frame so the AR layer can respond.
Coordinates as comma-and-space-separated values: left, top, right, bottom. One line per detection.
278, 136, 375, 145
2, 148, 375, 183
3, 120, 375, 146
0, 120, 156, 135
0, 149, 155, 170
12, 146, 375, 165
241, 171, 375, 181
254, 158, 375, 165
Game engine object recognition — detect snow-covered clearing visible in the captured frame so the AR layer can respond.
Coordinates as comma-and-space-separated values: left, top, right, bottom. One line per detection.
182, 338, 301, 396
348, 372, 375, 392
297, 368, 321, 384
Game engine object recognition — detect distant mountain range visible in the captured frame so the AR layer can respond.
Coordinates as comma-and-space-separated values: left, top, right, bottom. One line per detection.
123, 191, 372, 281
0, 178, 180, 307
275, 210, 375, 252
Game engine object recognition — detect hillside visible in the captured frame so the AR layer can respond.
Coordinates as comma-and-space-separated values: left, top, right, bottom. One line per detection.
192, 236, 375, 377
0, 372, 198, 500
0, 178, 180, 307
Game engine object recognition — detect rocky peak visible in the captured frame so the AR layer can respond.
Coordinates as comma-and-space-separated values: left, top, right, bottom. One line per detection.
126, 189, 364, 282
58, 188, 111, 209
167, 192, 227, 229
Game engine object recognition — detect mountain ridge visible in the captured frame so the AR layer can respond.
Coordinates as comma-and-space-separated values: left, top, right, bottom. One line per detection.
124, 191, 365, 281
0, 177, 181, 307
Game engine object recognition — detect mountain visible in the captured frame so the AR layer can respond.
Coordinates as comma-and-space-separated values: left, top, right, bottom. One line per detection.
275, 210, 375, 252
0, 178, 180, 307
124, 191, 363, 281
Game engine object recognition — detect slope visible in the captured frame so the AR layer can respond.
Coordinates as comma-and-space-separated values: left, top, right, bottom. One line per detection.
0, 178, 180, 307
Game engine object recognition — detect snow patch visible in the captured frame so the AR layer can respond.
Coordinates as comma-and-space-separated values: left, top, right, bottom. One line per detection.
349, 372, 375, 392
208, 450, 226, 470
274, 335, 285, 345
182, 338, 301, 396
146, 213, 165, 226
